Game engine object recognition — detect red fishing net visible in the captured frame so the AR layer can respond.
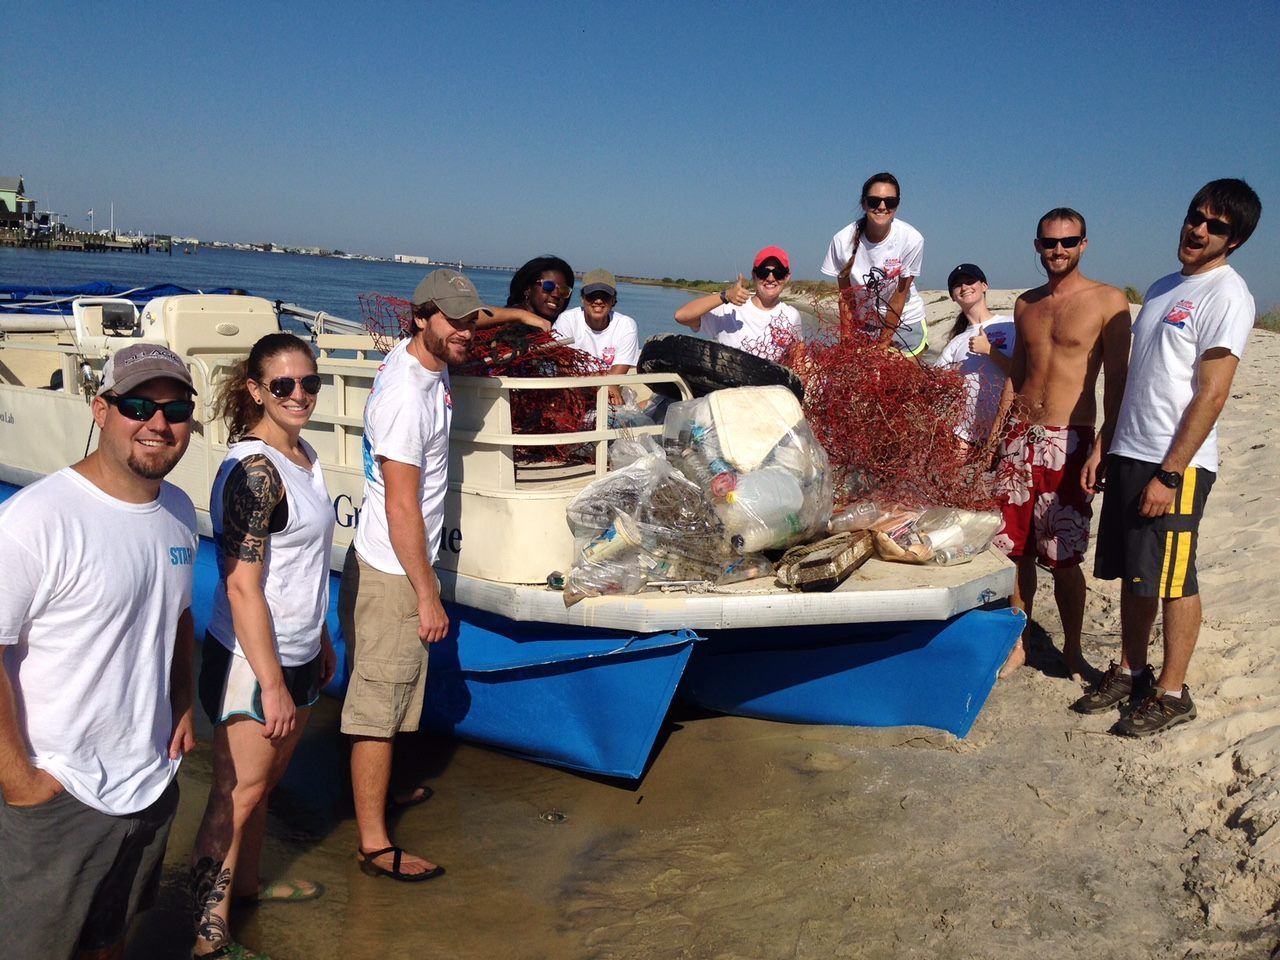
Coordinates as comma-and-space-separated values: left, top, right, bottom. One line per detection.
744, 288, 1004, 512
358, 294, 608, 463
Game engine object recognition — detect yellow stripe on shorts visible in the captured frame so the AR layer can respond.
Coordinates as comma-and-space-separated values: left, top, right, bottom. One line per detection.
1178, 467, 1198, 516
1166, 532, 1193, 598
1159, 530, 1175, 594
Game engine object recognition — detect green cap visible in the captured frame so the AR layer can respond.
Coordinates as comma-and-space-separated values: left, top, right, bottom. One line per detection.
412, 268, 492, 320
581, 269, 617, 299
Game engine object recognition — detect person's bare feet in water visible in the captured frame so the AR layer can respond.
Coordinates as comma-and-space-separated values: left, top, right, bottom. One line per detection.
999, 639, 1026, 679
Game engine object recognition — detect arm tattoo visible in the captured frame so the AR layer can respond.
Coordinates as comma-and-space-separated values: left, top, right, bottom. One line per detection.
220, 454, 282, 564
190, 855, 232, 945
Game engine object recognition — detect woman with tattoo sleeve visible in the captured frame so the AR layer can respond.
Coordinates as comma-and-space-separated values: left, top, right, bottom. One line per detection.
190, 333, 336, 959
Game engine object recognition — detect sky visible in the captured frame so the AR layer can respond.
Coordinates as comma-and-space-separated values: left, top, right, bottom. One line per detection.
9, 0, 1280, 306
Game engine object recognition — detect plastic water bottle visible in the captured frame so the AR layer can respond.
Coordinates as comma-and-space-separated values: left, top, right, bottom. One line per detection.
722, 467, 806, 552
828, 500, 878, 532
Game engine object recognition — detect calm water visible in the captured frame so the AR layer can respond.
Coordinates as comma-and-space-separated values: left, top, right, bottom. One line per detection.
0, 246, 701, 343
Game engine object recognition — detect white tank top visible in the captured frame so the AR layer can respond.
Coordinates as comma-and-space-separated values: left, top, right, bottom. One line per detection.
209, 439, 335, 666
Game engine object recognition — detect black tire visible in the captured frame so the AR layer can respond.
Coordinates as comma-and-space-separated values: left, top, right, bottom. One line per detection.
636, 334, 804, 402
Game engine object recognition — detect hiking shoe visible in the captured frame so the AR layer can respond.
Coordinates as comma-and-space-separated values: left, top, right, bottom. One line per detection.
1071, 662, 1154, 714
1113, 686, 1197, 737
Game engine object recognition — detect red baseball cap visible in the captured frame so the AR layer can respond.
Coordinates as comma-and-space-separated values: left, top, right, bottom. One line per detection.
752, 246, 790, 270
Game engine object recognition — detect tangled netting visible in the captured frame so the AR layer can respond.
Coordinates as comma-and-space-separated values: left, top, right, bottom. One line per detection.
359, 294, 607, 463
742, 286, 1004, 512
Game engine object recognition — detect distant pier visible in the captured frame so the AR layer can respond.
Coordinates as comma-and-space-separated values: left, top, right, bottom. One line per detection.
0, 227, 164, 254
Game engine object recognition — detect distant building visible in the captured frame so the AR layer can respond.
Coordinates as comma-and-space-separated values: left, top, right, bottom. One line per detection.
395, 254, 433, 265
0, 176, 37, 227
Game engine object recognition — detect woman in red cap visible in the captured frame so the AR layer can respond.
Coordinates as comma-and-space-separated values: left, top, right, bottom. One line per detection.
674, 246, 803, 359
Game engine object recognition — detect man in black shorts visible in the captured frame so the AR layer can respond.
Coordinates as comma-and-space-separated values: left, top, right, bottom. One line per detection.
1077, 179, 1262, 735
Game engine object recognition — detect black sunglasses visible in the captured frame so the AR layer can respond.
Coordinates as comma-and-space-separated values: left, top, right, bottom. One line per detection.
105, 395, 195, 424
753, 264, 790, 280
863, 195, 900, 210
583, 292, 614, 304
537, 279, 572, 296
1185, 210, 1231, 237
1036, 235, 1084, 249
266, 375, 322, 399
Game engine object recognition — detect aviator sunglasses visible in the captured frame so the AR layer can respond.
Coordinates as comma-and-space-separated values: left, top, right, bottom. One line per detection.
863, 195, 900, 210
753, 263, 790, 280
264, 375, 322, 399
537, 279, 572, 297
105, 395, 196, 424
1036, 235, 1084, 250
1185, 210, 1232, 237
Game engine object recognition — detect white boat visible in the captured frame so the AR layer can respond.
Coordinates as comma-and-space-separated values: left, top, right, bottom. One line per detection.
0, 290, 1022, 778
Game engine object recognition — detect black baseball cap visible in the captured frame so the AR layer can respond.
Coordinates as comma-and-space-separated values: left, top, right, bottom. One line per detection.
947, 263, 987, 289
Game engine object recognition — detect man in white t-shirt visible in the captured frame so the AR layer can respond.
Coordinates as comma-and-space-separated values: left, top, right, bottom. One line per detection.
340, 268, 487, 883
674, 245, 803, 359
553, 268, 641, 373
1077, 179, 1262, 736
0, 343, 199, 958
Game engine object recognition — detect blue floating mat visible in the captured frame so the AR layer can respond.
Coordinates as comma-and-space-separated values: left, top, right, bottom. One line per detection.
681, 607, 1025, 738
420, 606, 698, 780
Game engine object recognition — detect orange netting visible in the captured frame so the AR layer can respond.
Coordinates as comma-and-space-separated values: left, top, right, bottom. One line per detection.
744, 288, 1005, 512
358, 294, 608, 463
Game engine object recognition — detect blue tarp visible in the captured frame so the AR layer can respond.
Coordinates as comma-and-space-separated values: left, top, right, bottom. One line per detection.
0, 283, 246, 313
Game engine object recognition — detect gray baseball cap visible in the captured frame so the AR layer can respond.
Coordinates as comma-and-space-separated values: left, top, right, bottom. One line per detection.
581, 269, 617, 299
412, 268, 492, 320
98, 343, 196, 397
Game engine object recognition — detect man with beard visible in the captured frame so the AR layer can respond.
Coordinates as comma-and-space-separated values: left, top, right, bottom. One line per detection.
993, 209, 1131, 681
0, 344, 199, 959
340, 268, 486, 883
1078, 179, 1261, 735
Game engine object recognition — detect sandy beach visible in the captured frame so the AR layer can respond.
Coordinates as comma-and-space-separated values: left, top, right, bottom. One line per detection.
124, 319, 1280, 960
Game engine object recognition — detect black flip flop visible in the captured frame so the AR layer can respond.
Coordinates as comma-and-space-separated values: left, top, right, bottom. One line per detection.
357, 846, 444, 883
387, 784, 433, 809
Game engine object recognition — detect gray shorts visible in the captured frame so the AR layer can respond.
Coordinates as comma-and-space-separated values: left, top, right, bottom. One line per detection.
338, 545, 431, 738
0, 778, 179, 956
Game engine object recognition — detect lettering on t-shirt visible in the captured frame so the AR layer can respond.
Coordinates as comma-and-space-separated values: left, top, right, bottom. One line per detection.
1163, 299, 1194, 329
169, 546, 194, 565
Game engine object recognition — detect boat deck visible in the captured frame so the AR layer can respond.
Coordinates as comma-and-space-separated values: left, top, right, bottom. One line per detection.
443, 548, 1013, 632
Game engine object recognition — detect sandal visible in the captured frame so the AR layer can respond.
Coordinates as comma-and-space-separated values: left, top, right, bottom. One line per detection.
232, 878, 324, 906
388, 783, 434, 809
357, 845, 445, 882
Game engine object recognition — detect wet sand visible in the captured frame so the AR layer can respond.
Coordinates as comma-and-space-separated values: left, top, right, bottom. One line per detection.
128, 329, 1280, 960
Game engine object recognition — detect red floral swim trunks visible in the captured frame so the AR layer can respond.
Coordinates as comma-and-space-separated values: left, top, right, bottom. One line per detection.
993, 422, 1095, 569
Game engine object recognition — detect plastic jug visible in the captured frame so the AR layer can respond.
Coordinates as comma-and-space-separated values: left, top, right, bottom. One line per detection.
721, 466, 805, 552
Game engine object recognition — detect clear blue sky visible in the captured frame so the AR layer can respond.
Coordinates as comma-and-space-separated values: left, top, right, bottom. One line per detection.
10, 1, 1280, 306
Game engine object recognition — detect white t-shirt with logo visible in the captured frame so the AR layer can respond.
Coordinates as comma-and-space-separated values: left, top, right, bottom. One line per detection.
935, 316, 1015, 444
0, 468, 198, 815
699, 299, 803, 356
820, 218, 926, 328
354, 338, 453, 574
209, 440, 335, 667
1111, 265, 1255, 472
553, 307, 640, 368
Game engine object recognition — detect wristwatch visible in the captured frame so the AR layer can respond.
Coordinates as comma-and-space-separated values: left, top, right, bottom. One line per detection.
1153, 467, 1182, 489
719, 290, 729, 305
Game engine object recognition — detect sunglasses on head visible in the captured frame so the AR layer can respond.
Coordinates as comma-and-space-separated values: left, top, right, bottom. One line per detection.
583, 292, 614, 304
1185, 210, 1232, 237
1036, 235, 1084, 250
105, 395, 195, 424
753, 264, 790, 280
863, 195, 900, 210
265, 375, 322, 399
537, 279, 572, 297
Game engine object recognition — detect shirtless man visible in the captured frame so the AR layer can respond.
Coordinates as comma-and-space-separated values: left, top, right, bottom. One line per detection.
993, 208, 1131, 679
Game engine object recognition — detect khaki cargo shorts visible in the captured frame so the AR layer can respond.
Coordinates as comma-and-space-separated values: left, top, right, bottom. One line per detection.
339, 545, 431, 738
